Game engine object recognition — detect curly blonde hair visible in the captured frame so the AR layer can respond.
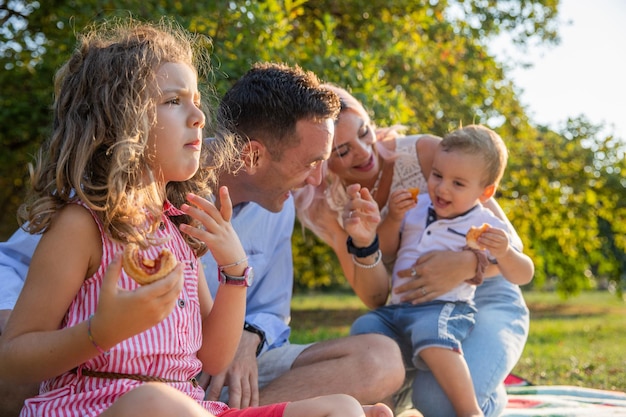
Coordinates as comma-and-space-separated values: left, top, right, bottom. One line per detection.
18, 18, 231, 255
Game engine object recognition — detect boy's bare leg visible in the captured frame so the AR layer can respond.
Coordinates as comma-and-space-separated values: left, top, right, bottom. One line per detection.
260, 334, 405, 405
419, 348, 483, 417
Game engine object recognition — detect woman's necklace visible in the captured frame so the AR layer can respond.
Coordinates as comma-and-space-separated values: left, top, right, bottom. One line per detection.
369, 163, 384, 197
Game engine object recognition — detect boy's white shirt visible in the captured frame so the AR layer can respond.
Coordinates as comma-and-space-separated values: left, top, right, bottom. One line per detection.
391, 194, 509, 305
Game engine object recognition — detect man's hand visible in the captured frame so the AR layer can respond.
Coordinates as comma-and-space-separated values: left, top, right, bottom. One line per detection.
205, 330, 261, 408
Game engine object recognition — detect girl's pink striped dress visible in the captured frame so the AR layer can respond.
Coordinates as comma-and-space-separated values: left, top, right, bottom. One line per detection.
21, 201, 230, 417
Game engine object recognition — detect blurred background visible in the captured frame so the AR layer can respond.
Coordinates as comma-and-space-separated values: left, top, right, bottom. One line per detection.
489, 0, 625, 143
1, 0, 624, 296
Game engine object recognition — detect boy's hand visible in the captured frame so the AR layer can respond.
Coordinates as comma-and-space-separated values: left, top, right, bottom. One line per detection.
478, 227, 510, 259
386, 189, 418, 223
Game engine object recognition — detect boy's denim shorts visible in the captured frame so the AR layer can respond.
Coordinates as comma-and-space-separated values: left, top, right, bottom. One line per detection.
351, 300, 477, 370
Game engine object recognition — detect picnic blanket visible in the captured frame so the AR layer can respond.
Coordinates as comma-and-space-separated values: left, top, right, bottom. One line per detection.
502, 374, 626, 416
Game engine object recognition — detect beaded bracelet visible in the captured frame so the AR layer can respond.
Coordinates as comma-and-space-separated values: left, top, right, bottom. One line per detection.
351, 249, 382, 269
87, 314, 109, 355
218, 256, 248, 271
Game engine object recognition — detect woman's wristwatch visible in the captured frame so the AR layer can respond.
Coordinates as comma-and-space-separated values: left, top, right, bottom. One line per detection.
346, 235, 380, 258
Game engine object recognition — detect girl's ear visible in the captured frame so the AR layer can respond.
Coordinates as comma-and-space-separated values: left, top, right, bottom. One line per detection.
241, 140, 266, 174
479, 183, 496, 202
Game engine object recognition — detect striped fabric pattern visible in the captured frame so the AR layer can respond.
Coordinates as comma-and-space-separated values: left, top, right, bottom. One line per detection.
21, 201, 229, 416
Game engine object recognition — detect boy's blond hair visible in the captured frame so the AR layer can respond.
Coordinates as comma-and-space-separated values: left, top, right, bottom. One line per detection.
440, 124, 508, 187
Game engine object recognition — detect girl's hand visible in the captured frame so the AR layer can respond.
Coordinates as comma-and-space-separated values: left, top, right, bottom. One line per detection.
343, 183, 381, 247
180, 187, 246, 269
386, 189, 417, 223
92, 253, 184, 350
476, 226, 509, 259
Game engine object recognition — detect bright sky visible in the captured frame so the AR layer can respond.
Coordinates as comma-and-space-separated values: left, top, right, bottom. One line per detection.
491, 0, 626, 142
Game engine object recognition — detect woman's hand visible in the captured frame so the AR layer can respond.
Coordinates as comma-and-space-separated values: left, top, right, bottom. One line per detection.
342, 184, 390, 308
343, 183, 381, 247
393, 250, 477, 303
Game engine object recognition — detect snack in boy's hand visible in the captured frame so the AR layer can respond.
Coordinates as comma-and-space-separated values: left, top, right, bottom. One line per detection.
466, 223, 490, 250
408, 187, 420, 202
123, 243, 177, 285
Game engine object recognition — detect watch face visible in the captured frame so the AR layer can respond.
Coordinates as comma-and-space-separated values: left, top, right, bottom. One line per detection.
219, 266, 254, 286
242, 266, 254, 286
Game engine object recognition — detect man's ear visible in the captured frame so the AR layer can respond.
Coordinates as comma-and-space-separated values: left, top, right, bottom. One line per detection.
479, 183, 496, 202
241, 140, 265, 174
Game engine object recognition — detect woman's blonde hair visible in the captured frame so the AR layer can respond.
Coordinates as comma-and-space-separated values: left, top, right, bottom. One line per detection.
18, 17, 230, 255
294, 84, 403, 235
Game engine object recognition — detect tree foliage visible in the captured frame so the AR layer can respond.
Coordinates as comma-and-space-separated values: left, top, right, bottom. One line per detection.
1, 0, 624, 295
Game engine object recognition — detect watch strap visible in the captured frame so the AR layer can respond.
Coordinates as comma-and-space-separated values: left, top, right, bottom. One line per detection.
346, 235, 380, 258
243, 322, 266, 356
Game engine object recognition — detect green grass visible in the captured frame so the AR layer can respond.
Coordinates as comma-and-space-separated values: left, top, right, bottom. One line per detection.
515, 291, 626, 391
290, 290, 626, 392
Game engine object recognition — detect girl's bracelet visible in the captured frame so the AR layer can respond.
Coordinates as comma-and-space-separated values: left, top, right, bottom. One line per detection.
351, 249, 382, 269
87, 314, 110, 356
218, 256, 248, 271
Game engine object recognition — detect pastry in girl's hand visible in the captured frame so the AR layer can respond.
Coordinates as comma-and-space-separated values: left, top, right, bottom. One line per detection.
122, 243, 177, 285
466, 223, 490, 250
408, 187, 420, 202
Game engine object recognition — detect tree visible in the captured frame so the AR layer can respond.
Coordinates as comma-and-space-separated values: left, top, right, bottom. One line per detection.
500, 118, 626, 294
1, 0, 623, 294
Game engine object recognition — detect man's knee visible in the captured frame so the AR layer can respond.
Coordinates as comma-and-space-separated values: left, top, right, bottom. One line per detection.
352, 334, 405, 388
0, 380, 39, 417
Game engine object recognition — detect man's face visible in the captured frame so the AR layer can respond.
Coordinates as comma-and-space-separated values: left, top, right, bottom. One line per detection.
252, 118, 334, 212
